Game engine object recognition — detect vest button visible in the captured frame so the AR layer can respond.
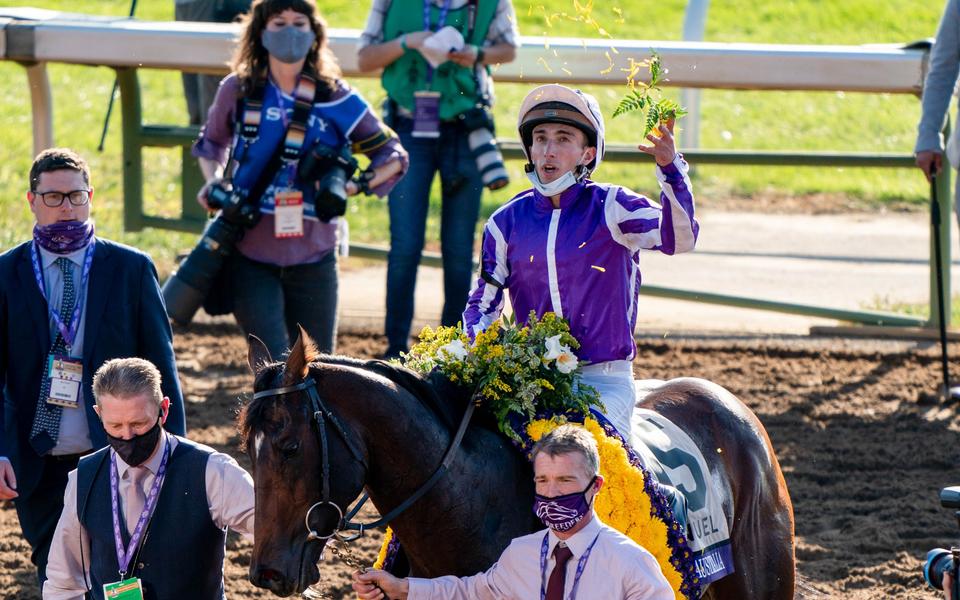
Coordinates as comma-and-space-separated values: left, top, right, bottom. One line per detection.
138, 562, 145, 570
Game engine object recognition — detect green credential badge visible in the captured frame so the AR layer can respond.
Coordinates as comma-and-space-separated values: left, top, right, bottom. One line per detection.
103, 577, 144, 599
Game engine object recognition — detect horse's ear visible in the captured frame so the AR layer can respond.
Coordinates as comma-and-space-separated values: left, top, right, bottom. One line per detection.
247, 335, 273, 374
285, 325, 319, 383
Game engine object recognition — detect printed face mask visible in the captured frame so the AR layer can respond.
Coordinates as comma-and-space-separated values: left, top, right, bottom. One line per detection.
106, 418, 163, 467
33, 220, 94, 254
533, 476, 597, 532
262, 26, 316, 64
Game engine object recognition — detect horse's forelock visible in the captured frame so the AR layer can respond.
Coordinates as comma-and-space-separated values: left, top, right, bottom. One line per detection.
238, 362, 287, 451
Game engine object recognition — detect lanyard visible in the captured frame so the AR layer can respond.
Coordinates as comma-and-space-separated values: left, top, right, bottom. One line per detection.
539, 530, 601, 600
228, 73, 316, 186
423, 0, 454, 32
30, 240, 95, 350
422, 0, 454, 83
109, 437, 171, 578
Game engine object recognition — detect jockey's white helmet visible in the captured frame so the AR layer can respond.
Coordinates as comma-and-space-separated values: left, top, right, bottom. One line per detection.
517, 84, 606, 175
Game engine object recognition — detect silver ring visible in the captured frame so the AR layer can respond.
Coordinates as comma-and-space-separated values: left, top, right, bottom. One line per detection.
304, 501, 344, 541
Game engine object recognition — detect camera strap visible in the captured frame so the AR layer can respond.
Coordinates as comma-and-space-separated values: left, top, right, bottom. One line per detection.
224, 72, 322, 199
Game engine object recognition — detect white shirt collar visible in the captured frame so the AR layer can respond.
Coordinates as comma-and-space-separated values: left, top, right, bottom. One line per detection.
547, 512, 603, 560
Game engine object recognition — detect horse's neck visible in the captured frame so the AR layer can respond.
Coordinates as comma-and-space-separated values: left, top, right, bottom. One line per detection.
351, 385, 534, 576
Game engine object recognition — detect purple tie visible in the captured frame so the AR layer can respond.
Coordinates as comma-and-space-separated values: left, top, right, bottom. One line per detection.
545, 544, 574, 600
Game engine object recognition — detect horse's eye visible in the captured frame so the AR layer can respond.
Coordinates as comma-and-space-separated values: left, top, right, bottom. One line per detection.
280, 442, 300, 459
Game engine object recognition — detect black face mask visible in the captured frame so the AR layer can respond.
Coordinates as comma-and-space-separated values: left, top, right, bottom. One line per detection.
106, 418, 163, 467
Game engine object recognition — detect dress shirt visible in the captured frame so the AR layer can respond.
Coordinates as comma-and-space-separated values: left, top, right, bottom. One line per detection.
37, 243, 93, 456
407, 514, 673, 600
42, 432, 256, 600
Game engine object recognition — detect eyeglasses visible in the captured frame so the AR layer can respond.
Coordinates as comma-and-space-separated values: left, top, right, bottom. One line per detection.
34, 189, 91, 208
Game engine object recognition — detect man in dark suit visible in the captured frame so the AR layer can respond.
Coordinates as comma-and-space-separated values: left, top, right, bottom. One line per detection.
0, 147, 186, 588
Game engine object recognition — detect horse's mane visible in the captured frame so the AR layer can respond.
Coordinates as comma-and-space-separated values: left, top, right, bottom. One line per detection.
238, 354, 468, 450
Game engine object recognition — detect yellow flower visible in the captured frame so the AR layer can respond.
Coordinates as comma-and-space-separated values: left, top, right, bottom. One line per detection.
373, 527, 395, 570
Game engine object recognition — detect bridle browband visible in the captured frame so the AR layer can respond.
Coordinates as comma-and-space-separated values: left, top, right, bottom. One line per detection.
252, 370, 475, 543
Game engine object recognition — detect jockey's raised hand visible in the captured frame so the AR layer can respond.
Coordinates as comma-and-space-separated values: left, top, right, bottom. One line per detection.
636, 118, 677, 166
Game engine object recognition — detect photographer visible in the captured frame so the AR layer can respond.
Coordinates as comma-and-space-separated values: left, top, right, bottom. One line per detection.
192, 0, 407, 358
357, 0, 519, 359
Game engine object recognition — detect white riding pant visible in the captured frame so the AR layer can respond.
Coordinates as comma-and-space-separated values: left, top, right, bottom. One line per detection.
579, 360, 635, 439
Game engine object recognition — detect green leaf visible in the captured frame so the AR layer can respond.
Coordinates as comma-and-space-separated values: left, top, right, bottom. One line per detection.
612, 90, 647, 118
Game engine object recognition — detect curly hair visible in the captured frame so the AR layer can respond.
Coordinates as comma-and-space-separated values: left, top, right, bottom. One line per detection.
231, 0, 341, 98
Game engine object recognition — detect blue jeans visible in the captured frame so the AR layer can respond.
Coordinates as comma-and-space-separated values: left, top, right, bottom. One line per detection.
229, 250, 338, 358
385, 117, 483, 353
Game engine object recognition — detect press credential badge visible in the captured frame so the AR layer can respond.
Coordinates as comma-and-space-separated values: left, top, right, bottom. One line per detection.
274, 190, 304, 238
46, 355, 82, 408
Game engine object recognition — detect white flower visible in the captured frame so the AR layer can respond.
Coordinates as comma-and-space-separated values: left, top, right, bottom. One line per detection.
439, 338, 468, 361
544, 335, 564, 360
555, 350, 578, 374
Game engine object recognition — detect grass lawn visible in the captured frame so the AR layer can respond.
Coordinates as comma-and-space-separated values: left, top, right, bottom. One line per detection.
0, 0, 946, 275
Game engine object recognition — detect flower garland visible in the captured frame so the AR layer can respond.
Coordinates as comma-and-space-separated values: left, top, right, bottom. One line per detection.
403, 312, 601, 442
524, 412, 700, 600
372, 526, 399, 571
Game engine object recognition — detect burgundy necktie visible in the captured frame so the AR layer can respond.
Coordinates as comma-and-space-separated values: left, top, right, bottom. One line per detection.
545, 544, 574, 600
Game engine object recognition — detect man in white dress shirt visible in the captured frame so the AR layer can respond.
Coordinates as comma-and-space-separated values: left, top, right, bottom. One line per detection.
352, 424, 673, 600
42, 357, 255, 600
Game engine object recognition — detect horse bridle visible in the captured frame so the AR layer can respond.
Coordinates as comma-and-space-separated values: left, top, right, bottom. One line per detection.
252, 372, 475, 543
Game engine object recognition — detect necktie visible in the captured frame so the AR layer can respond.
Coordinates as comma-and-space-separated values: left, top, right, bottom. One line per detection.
29, 257, 76, 455
545, 544, 574, 600
126, 466, 149, 536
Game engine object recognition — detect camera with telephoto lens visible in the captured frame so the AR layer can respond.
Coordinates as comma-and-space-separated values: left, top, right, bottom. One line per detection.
461, 106, 509, 191
923, 486, 960, 596
162, 180, 262, 325
298, 141, 359, 222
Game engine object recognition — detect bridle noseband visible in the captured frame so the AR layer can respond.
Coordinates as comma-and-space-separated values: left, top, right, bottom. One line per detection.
252, 370, 475, 544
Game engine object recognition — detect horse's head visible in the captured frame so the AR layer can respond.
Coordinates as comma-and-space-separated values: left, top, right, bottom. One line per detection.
239, 328, 367, 597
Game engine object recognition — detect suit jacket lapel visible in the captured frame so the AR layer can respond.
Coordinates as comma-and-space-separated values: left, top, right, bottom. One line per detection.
83, 240, 113, 362
18, 244, 50, 351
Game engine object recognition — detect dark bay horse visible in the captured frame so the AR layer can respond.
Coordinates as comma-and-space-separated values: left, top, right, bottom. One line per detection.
239, 331, 795, 598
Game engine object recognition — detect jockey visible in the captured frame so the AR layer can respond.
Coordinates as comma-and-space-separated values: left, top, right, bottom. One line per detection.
463, 84, 699, 440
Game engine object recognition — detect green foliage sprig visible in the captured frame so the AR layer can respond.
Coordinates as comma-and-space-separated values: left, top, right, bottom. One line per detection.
403, 312, 602, 442
612, 52, 689, 137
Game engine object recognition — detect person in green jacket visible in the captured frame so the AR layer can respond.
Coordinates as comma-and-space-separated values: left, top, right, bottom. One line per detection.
358, 0, 519, 358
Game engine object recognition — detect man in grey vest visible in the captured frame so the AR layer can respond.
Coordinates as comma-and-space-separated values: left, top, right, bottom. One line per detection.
42, 358, 255, 600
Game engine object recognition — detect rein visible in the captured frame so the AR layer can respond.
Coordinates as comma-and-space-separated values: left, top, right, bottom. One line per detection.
252, 372, 475, 543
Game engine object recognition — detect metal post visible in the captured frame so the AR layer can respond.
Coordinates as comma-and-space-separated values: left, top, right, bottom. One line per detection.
679, 0, 709, 151
23, 62, 53, 154
115, 68, 144, 232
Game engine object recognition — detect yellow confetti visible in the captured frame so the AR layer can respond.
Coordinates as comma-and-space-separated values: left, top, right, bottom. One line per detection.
530, 255, 535, 262
591, 265, 606, 273
578, 242, 586, 249
613, 6, 625, 24
537, 56, 553, 73
611, 46, 620, 55
600, 51, 614, 76
553, 49, 559, 58
561, 67, 572, 76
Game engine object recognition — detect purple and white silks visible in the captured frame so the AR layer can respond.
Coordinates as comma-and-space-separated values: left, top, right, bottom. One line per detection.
463, 155, 698, 365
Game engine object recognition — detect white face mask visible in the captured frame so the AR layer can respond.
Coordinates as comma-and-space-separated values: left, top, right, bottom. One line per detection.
525, 161, 589, 197
526, 169, 578, 197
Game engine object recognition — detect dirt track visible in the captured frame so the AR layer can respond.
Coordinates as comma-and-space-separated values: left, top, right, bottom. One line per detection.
2, 322, 959, 599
